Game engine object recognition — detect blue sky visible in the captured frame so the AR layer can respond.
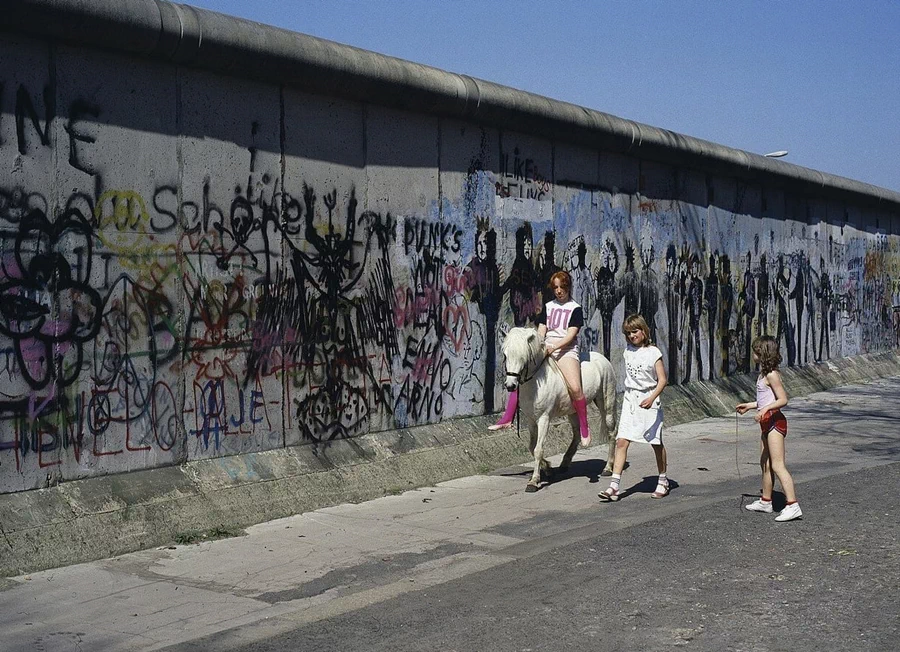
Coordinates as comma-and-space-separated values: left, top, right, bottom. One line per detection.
184, 0, 900, 192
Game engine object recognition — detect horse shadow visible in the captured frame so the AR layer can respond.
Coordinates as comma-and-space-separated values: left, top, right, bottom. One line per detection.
494, 459, 629, 491
545, 458, 611, 485
494, 461, 649, 493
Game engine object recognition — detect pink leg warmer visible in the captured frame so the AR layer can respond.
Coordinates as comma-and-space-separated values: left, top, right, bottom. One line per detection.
495, 390, 518, 426
574, 397, 591, 444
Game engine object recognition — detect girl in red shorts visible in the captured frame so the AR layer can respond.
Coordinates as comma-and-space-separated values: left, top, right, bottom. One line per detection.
736, 335, 802, 522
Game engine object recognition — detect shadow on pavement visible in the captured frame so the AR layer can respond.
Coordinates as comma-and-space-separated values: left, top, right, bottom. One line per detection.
616, 475, 682, 500
493, 459, 632, 492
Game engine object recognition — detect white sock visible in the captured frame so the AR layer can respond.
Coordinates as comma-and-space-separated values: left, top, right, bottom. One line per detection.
610, 473, 621, 491
658, 473, 668, 486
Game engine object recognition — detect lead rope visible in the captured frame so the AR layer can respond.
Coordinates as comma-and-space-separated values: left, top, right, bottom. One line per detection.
736, 408, 754, 513
515, 381, 521, 440
736, 408, 743, 513
515, 359, 525, 440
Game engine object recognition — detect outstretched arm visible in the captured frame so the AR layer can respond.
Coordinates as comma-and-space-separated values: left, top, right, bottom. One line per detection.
735, 401, 757, 414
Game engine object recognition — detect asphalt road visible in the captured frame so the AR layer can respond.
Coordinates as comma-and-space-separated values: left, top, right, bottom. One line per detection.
176, 462, 900, 652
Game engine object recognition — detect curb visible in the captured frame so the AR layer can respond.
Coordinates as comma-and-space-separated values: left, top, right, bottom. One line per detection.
1, 351, 898, 576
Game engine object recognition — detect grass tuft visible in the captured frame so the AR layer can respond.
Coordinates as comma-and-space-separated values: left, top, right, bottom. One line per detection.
173, 526, 244, 546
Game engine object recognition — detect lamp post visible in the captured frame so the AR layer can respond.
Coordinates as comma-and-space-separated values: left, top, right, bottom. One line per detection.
764, 150, 788, 158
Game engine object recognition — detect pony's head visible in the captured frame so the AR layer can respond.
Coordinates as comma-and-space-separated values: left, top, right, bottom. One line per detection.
500, 327, 544, 391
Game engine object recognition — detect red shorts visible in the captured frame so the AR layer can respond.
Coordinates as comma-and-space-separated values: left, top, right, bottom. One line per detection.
759, 410, 787, 437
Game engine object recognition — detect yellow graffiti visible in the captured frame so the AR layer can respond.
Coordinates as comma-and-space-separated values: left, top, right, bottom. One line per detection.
97, 234, 177, 266
93, 189, 178, 276
95, 189, 150, 231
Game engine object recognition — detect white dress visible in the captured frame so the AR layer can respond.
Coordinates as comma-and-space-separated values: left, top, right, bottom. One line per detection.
617, 344, 664, 444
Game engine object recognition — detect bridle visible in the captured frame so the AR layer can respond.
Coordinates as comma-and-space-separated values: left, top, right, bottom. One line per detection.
503, 350, 550, 389
502, 349, 550, 439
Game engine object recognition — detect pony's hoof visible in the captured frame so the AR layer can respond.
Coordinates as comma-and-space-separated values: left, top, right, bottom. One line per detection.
600, 469, 613, 477
525, 483, 539, 493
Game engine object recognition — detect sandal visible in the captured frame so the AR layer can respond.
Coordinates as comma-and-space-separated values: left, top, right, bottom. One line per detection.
487, 422, 514, 431
598, 487, 620, 502
651, 482, 669, 499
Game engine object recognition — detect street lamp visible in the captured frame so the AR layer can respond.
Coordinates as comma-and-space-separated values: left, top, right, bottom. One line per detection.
764, 150, 788, 158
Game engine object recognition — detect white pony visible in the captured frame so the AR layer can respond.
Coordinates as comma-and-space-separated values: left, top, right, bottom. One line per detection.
501, 327, 617, 492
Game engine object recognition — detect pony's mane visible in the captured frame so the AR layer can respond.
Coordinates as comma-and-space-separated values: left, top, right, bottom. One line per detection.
501, 327, 564, 380
502, 327, 544, 364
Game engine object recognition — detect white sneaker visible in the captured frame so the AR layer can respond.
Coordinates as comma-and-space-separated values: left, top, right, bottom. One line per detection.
745, 499, 774, 513
775, 503, 802, 522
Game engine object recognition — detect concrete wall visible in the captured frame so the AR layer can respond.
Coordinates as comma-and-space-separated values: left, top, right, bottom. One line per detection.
1, 2, 899, 495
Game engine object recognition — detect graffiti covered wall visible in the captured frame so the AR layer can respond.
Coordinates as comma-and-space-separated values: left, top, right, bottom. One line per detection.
1, 33, 898, 493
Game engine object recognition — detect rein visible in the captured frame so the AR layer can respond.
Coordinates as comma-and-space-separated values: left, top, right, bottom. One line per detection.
519, 352, 551, 386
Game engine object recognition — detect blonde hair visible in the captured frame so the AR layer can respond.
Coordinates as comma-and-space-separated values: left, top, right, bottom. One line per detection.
752, 335, 781, 374
622, 314, 652, 346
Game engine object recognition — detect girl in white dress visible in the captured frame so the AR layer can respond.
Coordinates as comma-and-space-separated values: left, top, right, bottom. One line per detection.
599, 314, 669, 501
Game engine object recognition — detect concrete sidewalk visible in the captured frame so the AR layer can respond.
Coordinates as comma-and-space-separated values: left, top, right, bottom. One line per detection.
2, 376, 899, 652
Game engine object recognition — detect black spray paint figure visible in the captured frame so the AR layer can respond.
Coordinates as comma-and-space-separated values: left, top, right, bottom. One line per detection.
789, 252, 807, 365
817, 256, 833, 361
620, 241, 640, 317
356, 208, 400, 361
294, 186, 373, 440
718, 254, 734, 376
536, 231, 560, 307
803, 253, 819, 363
214, 194, 261, 270
568, 236, 596, 355
467, 228, 502, 412
255, 184, 394, 443
757, 253, 770, 337
595, 239, 621, 360
0, 207, 102, 392
682, 253, 704, 383
503, 222, 540, 327
664, 244, 680, 383
774, 254, 796, 366
739, 251, 757, 373
704, 253, 719, 379
639, 243, 659, 343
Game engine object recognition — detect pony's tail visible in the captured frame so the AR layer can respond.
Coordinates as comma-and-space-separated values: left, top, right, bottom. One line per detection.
603, 363, 617, 436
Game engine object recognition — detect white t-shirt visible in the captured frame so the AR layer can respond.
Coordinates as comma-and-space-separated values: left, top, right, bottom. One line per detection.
623, 344, 663, 391
537, 299, 584, 341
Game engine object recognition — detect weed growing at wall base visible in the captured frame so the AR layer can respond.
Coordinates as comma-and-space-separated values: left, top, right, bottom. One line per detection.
172, 526, 245, 546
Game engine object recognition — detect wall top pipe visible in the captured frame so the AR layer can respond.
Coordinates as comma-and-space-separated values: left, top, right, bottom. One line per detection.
4, 0, 899, 212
